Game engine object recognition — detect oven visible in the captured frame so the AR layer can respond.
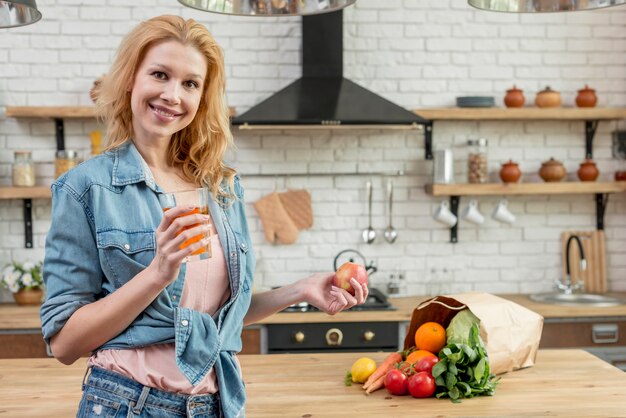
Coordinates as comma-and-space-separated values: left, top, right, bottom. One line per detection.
266, 321, 400, 354
266, 287, 401, 354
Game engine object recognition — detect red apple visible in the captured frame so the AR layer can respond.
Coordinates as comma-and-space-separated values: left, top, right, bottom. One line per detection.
332, 262, 368, 295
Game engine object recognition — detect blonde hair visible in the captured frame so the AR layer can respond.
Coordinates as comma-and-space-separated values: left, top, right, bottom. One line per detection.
96, 15, 236, 200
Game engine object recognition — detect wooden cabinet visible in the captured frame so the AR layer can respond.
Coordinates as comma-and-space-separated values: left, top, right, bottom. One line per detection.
540, 318, 626, 371
0, 330, 49, 359
241, 326, 263, 354
0, 327, 263, 358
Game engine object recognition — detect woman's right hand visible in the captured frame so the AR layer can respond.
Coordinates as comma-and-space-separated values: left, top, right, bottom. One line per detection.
151, 205, 211, 286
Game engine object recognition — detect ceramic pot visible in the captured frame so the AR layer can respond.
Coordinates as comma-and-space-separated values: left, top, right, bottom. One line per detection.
504, 85, 525, 108
535, 86, 561, 108
499, 160, 522, 183
539, 158, 566, 182
576, 85, 597, 108
13, 288, 43, 306
577, 159, 599, 182
616, 171, 626, 181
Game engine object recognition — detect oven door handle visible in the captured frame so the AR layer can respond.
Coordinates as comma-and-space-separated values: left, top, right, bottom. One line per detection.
325, 328, 344, 346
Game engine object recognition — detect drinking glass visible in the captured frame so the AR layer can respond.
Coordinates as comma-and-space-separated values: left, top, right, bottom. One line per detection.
158, 188, 212, 262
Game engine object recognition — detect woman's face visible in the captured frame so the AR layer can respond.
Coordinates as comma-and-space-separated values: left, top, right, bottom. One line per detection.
130, 40, 208, 146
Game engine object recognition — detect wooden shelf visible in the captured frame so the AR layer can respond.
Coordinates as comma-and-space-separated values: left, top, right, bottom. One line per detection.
4, 106, 96, 119
413, 107, 626, 121
0, 187, 51, 200
4, 105, 237, 119
426, 181, 626, 197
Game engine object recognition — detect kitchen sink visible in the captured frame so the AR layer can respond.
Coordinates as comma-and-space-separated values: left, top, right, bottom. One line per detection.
529, 292, 625, 307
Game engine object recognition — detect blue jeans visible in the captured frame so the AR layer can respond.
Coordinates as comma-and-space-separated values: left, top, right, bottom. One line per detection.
77, 367, 221, 418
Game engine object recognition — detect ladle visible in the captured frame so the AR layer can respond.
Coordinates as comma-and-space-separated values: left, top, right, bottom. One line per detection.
384, 180, 397, 243
362, 181, 376, 244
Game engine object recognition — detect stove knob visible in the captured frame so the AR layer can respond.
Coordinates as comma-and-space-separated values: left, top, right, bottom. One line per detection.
294, 331, 305, 343
363, 330, 375, 342
325, 328, 343, 346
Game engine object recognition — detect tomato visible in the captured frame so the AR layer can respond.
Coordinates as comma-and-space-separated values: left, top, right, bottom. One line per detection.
396, 361, 415, 377
384, 369, 408, 396
408, 371, 436, 398
414, 356, 439, 375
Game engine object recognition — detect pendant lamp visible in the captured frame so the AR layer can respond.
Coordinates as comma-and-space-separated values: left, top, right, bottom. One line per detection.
178, 0, 356, 16
468, 0, 626, 13
0, 0, 41, 28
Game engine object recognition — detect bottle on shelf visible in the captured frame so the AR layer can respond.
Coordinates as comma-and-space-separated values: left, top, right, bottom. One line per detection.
467, 138, 489, 184
12, 151, 36, 187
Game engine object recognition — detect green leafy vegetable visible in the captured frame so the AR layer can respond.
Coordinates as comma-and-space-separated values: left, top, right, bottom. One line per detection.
344, 371, 353, 386
432, 310, 499, 402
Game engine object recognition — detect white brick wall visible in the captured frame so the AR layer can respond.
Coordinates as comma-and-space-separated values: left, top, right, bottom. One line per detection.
0, 0, 625, 302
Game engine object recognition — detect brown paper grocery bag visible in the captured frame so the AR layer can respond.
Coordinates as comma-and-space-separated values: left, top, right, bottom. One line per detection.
403, 292, 544, 375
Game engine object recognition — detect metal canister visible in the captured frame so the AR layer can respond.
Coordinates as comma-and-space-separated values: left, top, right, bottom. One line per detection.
433, 149, 454, 184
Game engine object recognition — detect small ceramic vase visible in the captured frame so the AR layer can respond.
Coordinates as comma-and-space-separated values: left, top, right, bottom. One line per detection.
577, 159, 599, 182
504, 86, 525, 108
576, 85, 597, 108
535, 86, 561, 108
539, 158, 567, 182
499, 160, 522, 183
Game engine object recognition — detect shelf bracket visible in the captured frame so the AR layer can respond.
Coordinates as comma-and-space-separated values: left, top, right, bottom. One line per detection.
54, 118, 65, 151
424, 121, 433, 160
585, 120, 598, 159
595, 193, 609, 230
23, 199, 33, 249
450, 195, 460, 243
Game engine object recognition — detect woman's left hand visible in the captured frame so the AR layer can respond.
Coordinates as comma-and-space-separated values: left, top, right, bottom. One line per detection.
302, 272, 369, 315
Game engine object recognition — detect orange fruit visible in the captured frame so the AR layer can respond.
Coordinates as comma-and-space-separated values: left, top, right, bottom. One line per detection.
405, 349, 436, 365
414, 322, 446, 354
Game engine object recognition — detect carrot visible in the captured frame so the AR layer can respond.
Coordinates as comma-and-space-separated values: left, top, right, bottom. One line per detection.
364, 374, 386, 394
362, 351, 402, 390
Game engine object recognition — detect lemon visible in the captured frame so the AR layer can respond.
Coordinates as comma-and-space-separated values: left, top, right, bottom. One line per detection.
350, 357, 377, 383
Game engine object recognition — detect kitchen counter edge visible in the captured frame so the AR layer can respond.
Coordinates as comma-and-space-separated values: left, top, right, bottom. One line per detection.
3, 292, 626, 330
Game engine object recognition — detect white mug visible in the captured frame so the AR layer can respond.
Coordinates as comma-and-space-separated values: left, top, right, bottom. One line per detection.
492, 199, 516, 224
433, 200, 458, 227
461, 199, 485, 225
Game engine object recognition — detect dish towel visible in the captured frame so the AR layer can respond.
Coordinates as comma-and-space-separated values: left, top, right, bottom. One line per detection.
254, 189, 313, 245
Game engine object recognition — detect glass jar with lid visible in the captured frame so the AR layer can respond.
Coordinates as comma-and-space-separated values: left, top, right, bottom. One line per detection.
55, 150, 80, 178
12, 151, 36, 187
467, 138, 489, 183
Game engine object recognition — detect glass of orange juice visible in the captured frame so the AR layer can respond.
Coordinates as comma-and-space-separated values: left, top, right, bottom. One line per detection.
158, 188, 212, 262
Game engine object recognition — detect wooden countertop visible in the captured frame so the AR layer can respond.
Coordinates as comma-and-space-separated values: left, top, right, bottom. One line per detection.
0, 350, 624, 417
2, 293, 626, 330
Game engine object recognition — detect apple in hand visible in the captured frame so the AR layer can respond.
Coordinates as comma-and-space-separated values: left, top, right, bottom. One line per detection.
332, 262, 368, 295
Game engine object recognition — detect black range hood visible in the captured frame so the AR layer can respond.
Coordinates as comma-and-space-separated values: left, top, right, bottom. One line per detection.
231, 10, 427, 130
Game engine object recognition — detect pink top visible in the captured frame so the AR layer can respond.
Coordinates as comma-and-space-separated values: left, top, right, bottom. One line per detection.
89, 232, 232, 394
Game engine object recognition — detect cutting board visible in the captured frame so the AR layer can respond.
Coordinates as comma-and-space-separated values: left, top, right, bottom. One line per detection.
561, 230, 607, 293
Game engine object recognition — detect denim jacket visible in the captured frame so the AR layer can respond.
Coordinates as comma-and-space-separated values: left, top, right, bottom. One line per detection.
40, 142, 255, 418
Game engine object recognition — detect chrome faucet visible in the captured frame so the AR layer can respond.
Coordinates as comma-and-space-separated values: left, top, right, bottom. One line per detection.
556, 235, 587, 294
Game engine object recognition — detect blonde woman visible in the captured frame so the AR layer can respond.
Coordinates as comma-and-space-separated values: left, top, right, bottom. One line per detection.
40, 15, 367, 418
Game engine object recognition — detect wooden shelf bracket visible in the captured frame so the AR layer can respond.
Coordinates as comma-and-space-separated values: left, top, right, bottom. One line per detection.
23, 199, 33, 249
585, 120, 598, 159
596, 193, 609, 230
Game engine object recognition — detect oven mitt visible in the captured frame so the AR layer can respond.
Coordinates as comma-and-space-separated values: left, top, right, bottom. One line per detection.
254, 192, 299, 245
278, 189, 313, 230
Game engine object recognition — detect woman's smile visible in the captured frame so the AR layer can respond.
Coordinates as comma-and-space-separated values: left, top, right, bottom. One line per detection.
149, 103, 184, 121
